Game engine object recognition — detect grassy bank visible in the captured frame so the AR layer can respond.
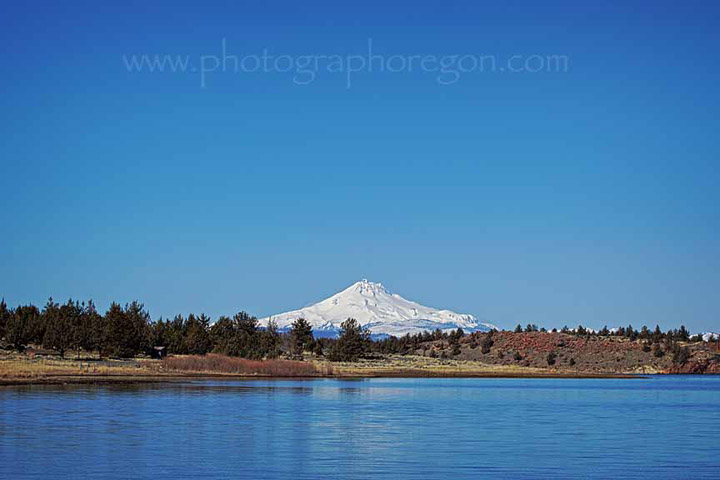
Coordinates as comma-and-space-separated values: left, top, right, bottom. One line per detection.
1, 351, 636, 386
154, 354, 332, 376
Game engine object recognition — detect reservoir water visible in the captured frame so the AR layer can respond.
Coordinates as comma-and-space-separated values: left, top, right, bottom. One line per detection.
1, 376, 719, 479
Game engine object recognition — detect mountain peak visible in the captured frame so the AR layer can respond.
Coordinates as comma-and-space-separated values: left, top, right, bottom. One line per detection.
260, 280, 497, 337
348, 279, 388, 295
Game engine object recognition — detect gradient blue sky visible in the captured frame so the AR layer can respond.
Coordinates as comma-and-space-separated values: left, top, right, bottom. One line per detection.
1, 1, 718, 332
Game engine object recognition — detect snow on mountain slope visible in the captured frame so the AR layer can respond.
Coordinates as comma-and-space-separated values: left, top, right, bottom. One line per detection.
702, 332, 719, 342
259, 279, 497, 337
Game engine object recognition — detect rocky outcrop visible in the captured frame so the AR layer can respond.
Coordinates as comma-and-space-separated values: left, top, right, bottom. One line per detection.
665, 358, 720, 374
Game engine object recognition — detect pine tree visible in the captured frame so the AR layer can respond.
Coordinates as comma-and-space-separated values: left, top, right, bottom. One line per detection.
480, 331, 494, 354
627, 324, 638, 341
640, 325, 650, 340
75, 300, 101, 356
185, 314, 212, 355
106, 302, 149, 358
678, 325, 690, 342
209, 316, 234, 354
43, 298, 80, 358
260, 319, 281, 359
7, 305, 39, 351
653, 325, 663, 343
290, 318, 314, 357
0, 299, 9, 341
329, 318, 369, 362
232, 311, 259, 358
235, 311, 258, 336
167, 314, 188, 354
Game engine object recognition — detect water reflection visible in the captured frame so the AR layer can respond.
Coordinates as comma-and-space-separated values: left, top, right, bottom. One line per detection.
1, 376, 719, 479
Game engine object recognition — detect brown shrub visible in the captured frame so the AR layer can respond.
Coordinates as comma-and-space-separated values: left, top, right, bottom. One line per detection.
161, 354, 331, 376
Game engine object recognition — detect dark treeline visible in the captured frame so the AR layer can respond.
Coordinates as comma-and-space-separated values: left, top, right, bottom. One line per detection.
0, 298, 715, 361
1, 298, 152, 359
0, 298, 371, 361
512, 322, 701, 343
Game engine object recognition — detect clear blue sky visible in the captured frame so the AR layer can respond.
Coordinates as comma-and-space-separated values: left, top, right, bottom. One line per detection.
1, 1, 718, 332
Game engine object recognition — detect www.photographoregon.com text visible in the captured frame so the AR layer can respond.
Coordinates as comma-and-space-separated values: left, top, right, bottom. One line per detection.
122, 38, 570, 88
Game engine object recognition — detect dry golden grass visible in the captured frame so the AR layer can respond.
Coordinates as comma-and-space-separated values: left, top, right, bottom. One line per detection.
1, 351, 626, 384
155, 354, 332, 376
328, 355, 615, 377
0, 352, 145, 379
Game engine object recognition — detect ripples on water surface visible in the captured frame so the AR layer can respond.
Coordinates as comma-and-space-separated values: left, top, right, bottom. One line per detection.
1, 376, 719, 479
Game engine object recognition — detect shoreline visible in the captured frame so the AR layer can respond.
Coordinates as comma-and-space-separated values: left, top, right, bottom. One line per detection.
0, 370, 644, 387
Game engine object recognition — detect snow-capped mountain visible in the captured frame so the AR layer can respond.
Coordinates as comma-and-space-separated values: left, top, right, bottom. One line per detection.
259, 279, 497, 338
702, 332, 719, 342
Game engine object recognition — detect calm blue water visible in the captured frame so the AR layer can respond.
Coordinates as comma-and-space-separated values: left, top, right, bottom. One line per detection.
1, 376, 719, 479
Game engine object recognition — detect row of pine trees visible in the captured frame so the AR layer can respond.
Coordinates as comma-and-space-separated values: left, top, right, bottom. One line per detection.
512, 322, 699, 342
0, 298, 712, 361
0, 298, 371, 361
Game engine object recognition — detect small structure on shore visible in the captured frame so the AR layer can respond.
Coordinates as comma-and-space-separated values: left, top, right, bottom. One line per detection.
150, 346, 167, 359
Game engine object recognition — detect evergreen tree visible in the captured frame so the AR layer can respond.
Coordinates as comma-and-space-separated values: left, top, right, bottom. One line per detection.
7, 305, 39, 351
640, 325, 650, 340
290, 318, 314, 357
209, 315, 234, 353
626, 324, 638, 341
260, 319, 281, 359
106, 302, 149, 358
329, 318, 369, 361
0, 299, 9, 340
653, 325, 663, 343
26, 299, 49, 345
75, 300, 101, 355
235, 311, 258, 336
480, 331, 494, 354
92, 304, 109, 356
232, 311, 259, 358
150, 318, 169, 347
185, 314, 212, 355
43, 298, 80, 358
167, 314, 188, 354
678, 325, 690, 342
514, 324, 523, 333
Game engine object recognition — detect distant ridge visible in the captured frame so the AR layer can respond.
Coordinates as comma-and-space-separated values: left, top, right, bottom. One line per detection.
260, 279, 497, 337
